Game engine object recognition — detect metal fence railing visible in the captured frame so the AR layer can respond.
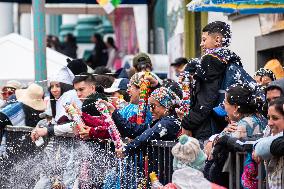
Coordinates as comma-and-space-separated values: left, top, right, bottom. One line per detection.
0, 126, 283, 189
228, 152, 267, 189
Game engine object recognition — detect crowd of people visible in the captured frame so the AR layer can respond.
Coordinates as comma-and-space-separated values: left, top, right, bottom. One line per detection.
47, 33, 119, 71
0, 21, 284, 189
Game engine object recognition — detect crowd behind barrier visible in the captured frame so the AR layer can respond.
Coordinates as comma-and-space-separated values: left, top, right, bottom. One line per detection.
0, 126, 280, 189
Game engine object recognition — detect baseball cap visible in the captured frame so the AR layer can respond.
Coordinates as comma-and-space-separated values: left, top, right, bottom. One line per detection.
170, 57, 188, 67
133, 53, 152, 71
104, 78, 130, 93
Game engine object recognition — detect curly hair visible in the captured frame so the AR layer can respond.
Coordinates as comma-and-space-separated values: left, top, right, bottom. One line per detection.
202, 21, 231, 47
226, 84, 263, 114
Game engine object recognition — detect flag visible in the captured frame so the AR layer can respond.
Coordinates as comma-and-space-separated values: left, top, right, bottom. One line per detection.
97, 0, 121, 14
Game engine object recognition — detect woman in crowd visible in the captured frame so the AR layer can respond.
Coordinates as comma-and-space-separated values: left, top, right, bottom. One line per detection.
0, 80, 22, 107
254, 97, 284, 189
87, 33, 108, 70
33, 66, 82, 189
221, 84, 267, 138
205, 84, 267, 154
204, 84, 267, 187
97, 84, 182, 188
105, 36, 118, 71
61, 33, 77, 59
0, 83, 45, 158
109, 72, 154, 138
49, 67, 82, 124
115, 84, 182, 157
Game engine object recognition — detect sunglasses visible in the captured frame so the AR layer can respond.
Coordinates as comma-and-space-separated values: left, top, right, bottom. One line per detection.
1, 91, 14, 96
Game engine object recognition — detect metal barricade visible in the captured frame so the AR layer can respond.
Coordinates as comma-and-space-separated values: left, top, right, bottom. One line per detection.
2, 126, 44, 165
1, 127, 282, 189
228, 152, 267, 189
149, 140, 176, 185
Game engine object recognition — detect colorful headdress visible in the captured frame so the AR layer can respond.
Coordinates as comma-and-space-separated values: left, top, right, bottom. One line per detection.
150, 87, 180, 110
129, 72, 142, 87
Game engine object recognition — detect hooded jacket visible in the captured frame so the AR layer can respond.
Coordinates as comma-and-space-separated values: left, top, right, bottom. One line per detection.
181, 48, 241, 141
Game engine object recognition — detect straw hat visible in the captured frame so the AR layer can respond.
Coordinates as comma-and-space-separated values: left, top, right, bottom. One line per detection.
16, 83, 46, 111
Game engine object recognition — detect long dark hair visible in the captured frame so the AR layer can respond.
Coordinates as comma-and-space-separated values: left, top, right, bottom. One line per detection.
226, 84, 262, 114
65, 33, 77, 47
22, 104, 44, 127
107, 37, 117, 50
93, 33, 107, 49
49, 82, 73, 117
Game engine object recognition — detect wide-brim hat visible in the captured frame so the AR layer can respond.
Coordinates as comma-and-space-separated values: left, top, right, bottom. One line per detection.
3, 80, 22, 90
16, 83, 46, 111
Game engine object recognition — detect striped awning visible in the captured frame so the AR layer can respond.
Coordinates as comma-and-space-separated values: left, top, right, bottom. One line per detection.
0, 0, 148, 4
187, 0, 284, 14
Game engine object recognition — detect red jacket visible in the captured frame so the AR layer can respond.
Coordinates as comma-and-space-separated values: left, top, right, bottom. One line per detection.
81, 112, 110, 139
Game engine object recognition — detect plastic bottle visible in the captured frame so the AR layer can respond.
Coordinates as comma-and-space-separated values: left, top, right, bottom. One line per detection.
149, 172, 163, 189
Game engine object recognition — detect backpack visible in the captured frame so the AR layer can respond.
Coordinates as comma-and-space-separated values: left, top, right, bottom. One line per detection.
217, 62, 261, 106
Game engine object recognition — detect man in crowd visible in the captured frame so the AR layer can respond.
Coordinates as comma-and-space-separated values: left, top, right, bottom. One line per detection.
181, 21, 240, 143
31, 73, 107, 139
265, 78, 284, 104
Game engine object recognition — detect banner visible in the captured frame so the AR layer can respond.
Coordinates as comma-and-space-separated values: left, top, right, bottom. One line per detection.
114, 8, 139, 55
259, 14, 284, 35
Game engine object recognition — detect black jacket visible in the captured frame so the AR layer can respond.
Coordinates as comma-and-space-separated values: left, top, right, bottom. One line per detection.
217, 134, 262, 153
112, 109, 148, 139
124, 114, 181, 155
61, 42, 77, 59
181, 51, 227, 141
87, 43, 108, 70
